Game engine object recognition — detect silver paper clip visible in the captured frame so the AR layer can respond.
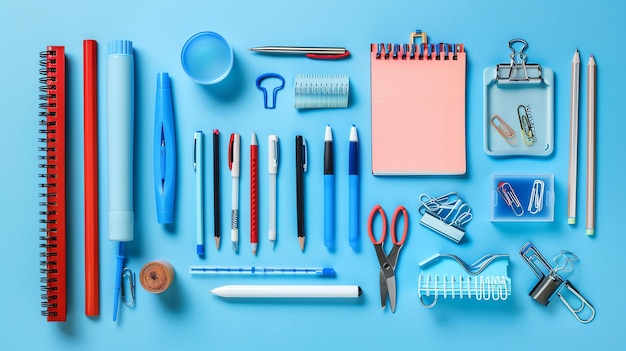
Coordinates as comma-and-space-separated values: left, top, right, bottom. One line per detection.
121, 267, 136, 307
519, 242, 595, 324
497, 182, 524, 216
518, 105, 536, 145
418, 192, 472, 243
528, 179, 545, 214
496, 38, 543, 84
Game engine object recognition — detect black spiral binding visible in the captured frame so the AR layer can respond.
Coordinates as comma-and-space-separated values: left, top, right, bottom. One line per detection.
375, 42, 460, 61
38, 48, 61, 319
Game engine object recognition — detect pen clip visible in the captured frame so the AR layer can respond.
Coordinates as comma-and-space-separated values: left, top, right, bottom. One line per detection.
269, 135, 279, 173
305, 51, 350, 60
302, 137, 308, 172
228, 133, 235, 171
193, 132, 199, 171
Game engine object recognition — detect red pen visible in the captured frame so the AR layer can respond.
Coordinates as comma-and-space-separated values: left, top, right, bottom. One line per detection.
250, 132, 259, 255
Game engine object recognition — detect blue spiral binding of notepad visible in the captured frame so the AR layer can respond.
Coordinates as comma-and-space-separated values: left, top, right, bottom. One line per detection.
294, 74, 349, 109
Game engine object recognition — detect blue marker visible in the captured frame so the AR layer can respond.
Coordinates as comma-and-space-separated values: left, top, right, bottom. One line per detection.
349, 125, 359, 250
324, 125, 335, 251
153, 72, 176, 224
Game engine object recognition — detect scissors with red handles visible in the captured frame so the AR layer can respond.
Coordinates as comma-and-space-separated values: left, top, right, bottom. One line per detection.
368, 204, 409, 313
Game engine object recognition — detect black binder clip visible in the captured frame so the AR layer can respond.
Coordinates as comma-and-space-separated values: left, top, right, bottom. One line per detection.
496, 38, 543, 84
519, 242, 596, 323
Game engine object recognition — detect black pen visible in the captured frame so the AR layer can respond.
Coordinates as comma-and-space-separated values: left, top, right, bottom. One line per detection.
213, 129, 221, 250
295, 135, 307, 252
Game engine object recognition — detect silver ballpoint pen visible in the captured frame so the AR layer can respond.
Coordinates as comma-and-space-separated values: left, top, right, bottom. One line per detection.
249, 46, 348, 57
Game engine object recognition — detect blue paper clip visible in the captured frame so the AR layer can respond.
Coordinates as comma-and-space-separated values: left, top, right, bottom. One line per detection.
256, 73, 285, 109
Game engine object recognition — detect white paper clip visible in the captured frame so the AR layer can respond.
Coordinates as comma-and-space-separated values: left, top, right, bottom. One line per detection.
497, 182, 524, 216
528, 179, 545, 214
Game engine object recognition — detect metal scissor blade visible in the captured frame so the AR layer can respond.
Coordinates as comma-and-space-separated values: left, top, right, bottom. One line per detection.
387, 276, 396, 313
379, 270, 387, 310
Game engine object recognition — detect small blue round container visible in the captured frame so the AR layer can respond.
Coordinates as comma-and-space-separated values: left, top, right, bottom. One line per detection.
181, 31, 233, 85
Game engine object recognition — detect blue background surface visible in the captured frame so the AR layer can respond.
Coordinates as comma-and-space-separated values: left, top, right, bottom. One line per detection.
1, 0, 623, 349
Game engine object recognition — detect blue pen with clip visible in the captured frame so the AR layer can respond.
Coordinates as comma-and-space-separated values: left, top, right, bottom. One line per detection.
153, 72, 176, 224
324, 125, 334, 251
349, 125, 359, 250
194, 131, 204, 256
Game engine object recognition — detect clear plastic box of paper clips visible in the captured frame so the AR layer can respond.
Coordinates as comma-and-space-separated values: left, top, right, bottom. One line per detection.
491, 174, 554, 222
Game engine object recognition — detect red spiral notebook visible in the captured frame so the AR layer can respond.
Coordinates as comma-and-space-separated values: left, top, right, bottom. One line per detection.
370, 31, 467, 175
39, 46, 67, 322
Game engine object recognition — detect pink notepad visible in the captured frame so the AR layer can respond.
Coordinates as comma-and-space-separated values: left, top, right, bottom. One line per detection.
370, 41, 466, 175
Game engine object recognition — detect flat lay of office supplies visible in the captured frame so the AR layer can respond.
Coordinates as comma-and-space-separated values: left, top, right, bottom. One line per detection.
519, 242, 595, 323
368, 204, 408, 312
39, 45, 67, 322
13, 3, 621, 349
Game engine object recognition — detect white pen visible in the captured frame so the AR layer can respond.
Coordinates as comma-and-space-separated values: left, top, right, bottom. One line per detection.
268, 135, 279, 248
228, 133, 241, 252
210, 285, 362, 298
194, 131, 204, 256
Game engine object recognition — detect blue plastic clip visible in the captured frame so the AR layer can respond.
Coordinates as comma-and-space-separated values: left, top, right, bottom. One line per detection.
256, 73, 285, 109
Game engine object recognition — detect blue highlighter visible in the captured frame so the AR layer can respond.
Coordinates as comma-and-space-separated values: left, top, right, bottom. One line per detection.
154, 72, 176, 224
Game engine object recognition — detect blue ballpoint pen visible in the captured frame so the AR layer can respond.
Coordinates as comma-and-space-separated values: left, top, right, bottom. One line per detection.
194, 131, 205, 256
153, 72, 176, 224
349, 125, 359, 250
324, 125, 335, 251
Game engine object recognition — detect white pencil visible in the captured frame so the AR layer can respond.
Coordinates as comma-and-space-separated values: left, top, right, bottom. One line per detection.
586, 55, 596, 235
567, 49, 580, 225
210, 285, 362, 298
